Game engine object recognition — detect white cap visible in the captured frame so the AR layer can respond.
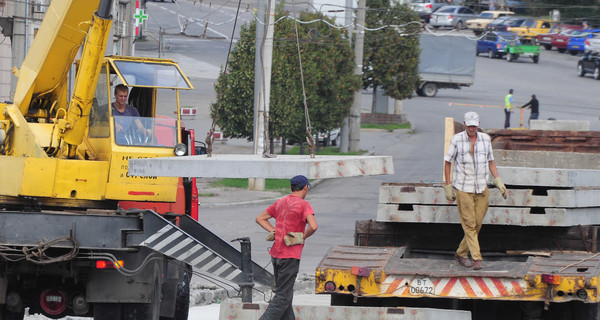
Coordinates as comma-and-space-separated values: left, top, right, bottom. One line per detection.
464, 112, 480, 126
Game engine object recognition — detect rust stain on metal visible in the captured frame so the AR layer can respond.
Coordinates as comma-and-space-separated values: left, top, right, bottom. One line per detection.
485, 129, 600, 153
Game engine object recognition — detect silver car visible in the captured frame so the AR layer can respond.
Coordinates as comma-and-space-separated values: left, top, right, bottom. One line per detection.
430, 5, 478, 30
585, 35, 600, 54
410, 0, 449, 23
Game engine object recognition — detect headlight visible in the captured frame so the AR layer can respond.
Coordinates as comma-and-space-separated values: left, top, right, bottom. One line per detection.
174, 143, 187, 156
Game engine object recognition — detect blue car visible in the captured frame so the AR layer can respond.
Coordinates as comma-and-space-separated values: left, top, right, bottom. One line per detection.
567, 29, 600, 55
476, 32, 520, 58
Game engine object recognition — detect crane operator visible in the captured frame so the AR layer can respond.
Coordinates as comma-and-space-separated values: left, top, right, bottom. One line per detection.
111, 84, 152, 144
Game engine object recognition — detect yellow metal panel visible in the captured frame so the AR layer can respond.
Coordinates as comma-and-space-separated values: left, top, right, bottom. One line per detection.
21, 157, 57, 197
29, 123, 59, 148
5, 106, 47, 158
106, 149, 178, 202
0, 156, 25, 196
53, 159, 108, 200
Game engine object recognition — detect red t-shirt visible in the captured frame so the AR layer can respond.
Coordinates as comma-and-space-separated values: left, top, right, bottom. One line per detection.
266, 194, 315, 260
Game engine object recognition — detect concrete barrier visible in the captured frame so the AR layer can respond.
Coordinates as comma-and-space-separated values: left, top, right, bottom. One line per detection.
218, 300, 471, 320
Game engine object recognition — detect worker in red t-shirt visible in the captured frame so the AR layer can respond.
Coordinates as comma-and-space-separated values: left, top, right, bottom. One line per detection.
255, 175, 318, 320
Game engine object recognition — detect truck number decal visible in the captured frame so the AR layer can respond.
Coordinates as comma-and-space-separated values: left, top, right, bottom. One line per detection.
410, 278, 434, 295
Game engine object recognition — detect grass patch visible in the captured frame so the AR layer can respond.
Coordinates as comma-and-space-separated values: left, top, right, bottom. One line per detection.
212, 178, 290, 192
361, 122, 411, 132
283, 146, 367, 155
198, 193, 217, 197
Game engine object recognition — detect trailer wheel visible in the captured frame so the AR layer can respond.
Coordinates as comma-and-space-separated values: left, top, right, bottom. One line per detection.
532, 55, 539, 64
421, 83, 438, 97
506, 53, 513, 62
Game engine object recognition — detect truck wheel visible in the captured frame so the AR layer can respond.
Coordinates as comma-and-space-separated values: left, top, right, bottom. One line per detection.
2, 306, 24, 320
171, 264, 192, 320
578, 63, 586, 77
124, 262, 162, 320
594, 67, 600, 80
421, 83, 437, 97
532, 55, 539, 63
416, 88, 425, 96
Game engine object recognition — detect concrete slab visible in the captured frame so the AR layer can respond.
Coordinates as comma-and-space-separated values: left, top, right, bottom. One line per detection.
128, 154, 394, 179
497, 167, 600, 187
379, 184, 600, 208
493, 150, 600, 170
377, 204, 600, 226
218, 300, 471, 320
530, 120, 590, 131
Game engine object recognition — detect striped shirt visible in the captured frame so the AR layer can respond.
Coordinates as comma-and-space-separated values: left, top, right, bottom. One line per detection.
444, 131, 494, 193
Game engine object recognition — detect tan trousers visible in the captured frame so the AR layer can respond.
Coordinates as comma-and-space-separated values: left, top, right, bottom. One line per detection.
455, 188, 489, 261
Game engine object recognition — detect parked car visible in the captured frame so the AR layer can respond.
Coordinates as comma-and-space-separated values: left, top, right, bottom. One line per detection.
507, 19, 555, 44
535, 24, 582, 51
585, 35, 600, 54
466, 10, 514, 35
317, 128, 341, 146
429, 5, 478, 29
485, 15, 526, 32
505, 0, 527, 13
577, 51, 600, 79
476, 31, 520, 58
410, 0, 448, 23
567, 29, 600, 55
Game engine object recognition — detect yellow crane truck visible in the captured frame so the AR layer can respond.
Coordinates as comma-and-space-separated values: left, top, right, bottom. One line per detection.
315, 119, 600, 319
0, 0, 272, 319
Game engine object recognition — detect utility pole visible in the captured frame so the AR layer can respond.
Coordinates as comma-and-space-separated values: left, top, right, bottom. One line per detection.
250, 0, 275, 191
339, 0, 355, 153
349, 0, 366, 152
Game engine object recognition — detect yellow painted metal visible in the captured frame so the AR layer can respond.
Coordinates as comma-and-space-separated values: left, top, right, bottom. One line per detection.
12, 0, 100, 115
60, 12, 112, 157
316, 266, 600, 303
0, 157, 25, 196
3, 105, 47, 158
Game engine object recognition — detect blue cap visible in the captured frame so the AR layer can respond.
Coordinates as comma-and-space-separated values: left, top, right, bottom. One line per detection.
290, 175, 311, 187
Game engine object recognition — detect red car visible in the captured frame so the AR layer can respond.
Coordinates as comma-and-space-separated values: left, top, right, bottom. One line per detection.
536, 24, 582, 52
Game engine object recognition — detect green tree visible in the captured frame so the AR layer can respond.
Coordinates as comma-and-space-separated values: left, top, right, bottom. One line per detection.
211, 11, 361, 150
535, 0, 600, 25
363, 1, 421, 123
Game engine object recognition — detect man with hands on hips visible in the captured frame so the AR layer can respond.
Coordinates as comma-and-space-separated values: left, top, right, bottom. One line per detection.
443, 112, 507, 270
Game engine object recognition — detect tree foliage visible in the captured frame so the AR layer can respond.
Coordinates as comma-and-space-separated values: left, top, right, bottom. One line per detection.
363, 0, 421, 101
535, 0, 600, 24
211, 11, 361, 144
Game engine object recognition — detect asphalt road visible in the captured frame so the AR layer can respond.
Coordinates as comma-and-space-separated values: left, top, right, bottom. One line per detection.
138, 1, 600, 275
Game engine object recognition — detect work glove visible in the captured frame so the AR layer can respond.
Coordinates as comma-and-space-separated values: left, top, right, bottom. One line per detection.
283, 232, 304, 246
266, 230, 275, 241
443, 184, 455, 202
493, 177, 507, 199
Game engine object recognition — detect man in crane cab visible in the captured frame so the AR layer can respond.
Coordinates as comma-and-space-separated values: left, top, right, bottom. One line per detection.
111, 84, 152, 145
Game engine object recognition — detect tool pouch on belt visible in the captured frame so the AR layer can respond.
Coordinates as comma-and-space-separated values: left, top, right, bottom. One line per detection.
283, 232, 304, 246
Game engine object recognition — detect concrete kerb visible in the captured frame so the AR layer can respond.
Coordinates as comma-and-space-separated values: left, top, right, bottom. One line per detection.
190, 272, 316, 307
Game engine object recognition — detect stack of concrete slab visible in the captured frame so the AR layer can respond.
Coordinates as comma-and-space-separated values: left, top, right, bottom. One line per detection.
377, 167, 600, 227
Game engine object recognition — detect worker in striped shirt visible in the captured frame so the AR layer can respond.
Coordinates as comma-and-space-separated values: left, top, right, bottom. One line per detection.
443, 111, 507, 270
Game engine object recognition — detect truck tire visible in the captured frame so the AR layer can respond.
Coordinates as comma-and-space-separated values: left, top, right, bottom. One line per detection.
415, 88, 425, 96
163, 264, 192, 320
2, 306, 24, 320
421, 83, 437, 97
125, 262, 162, 320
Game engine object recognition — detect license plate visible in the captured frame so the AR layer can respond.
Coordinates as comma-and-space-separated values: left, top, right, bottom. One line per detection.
409, 278, 435, 295
572, 45, 580, 48
543, 37, 550, 40
557, 39, 564, 42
